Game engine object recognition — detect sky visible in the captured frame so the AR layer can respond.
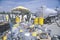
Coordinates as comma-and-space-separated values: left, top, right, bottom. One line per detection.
0, 0, 60, 12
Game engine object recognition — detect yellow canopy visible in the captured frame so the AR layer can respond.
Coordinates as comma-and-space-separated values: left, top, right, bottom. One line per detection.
12, 6, 30, 13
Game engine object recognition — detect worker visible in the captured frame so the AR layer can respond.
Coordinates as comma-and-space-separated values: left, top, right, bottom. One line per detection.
15, 16, 20, 23
2, 33, 7, 40
34, 17, 39, 24
39, 17, 44, 26
6, 15, 9, 22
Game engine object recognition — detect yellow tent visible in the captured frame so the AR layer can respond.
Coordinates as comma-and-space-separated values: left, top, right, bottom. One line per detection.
12, 6, 30, 21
